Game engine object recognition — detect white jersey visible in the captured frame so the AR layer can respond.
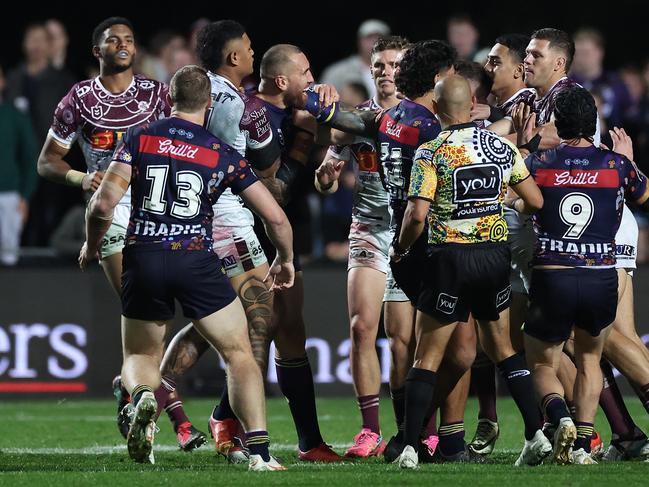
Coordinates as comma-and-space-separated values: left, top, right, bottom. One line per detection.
205, 72, 253, 228
326, 98, 390, 228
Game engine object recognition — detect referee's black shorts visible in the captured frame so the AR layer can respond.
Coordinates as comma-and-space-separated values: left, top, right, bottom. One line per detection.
416, 242, 512, 323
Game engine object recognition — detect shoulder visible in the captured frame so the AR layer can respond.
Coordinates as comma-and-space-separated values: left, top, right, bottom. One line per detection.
134, 75, 165, 92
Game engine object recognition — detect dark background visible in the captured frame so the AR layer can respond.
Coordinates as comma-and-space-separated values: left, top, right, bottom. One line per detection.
3, 1, 647, 77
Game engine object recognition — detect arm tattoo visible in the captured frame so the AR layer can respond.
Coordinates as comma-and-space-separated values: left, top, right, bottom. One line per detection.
328, 107, 379, 138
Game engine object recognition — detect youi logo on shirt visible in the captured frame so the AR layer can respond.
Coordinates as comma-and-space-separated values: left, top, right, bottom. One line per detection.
453, 164, 503, 202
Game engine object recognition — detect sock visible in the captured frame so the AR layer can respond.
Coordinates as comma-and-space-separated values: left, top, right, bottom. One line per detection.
497, 354, 542, 440
357, 394, 380, 434
390, 386, 406, 437
212, 384, 236, 421
600, 360, 639, 439
131, 384, 153, 407
574, 421, 594, 452
423, 410, 438, 438
632, 383, 649, 414
438, 421, 465, 456
165, 391, 190, 433
566, 399, 577, 418
246, 430, 271, 461
542, 393, 571, 426
404, 368, 437, 450
275, 356, 323, 451
473, 362, 498, 422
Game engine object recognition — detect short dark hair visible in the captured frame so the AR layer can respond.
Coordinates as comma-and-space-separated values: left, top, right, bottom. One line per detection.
92, 17, 134, 47
494, 33, 530, 64
169, 65, 211, 112
448, 13, 475, 27
371, 35, 410, 57
531, 28, 575, 72
554, 86, 597, 140
454, 60, 492, 101
196, 20, 246, 72
395, 40, 456, 99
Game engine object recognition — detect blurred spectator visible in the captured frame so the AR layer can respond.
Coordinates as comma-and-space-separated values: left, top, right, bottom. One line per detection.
447, 14, 485, 62
170, 47, 194, 75
5, 23, 76, 141
45, 19, 69, 71
5, 23, 78, 246
570, 28, 632, 128
321, 168, 355, 262
320, 19, 390, 98
49, 205, 85, 259
0, 65, 38, 266
189, 18, 211, 63
339, 82, 369, 107
139, 31, 188, 82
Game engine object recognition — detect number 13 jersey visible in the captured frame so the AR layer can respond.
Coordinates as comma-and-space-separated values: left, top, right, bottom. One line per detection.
527, 144, 649, 268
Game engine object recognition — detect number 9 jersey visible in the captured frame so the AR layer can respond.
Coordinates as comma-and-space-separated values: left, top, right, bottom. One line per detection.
112, 117, 258, 252
527, 144, 649, 268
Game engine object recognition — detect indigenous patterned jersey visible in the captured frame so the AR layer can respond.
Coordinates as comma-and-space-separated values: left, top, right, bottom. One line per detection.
49, 75, 170, 205
327, 98, 390, 226
377, 99, 441, 227
527, 144, 649, 267
497, 88, 536, 116
113, 117, 257, 251
409, 122, 529, 244
205, 72, 274, 227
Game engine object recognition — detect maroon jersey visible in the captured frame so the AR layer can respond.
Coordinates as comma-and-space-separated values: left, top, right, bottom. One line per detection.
533, 77, 581, 126
49, 75, 170, 175
497, 88, 536, 117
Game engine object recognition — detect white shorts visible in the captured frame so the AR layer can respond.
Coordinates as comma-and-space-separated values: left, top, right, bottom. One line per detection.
505, 207, 534, 294
616, 204, 638, 273
100, 203, 130, 259
212, 223, 267, 278
347, 220, 391, 274
384, 265, 410, 302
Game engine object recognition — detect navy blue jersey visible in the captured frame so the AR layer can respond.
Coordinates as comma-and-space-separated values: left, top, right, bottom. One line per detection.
377, 99, 441, 225
527, 144, 649, 267
113, 116, 258, 251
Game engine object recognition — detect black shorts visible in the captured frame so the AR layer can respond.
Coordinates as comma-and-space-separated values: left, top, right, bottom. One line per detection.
416, 242, 511, 323
389, 231, 428, 303
525, 268, 618, 343
121, 247, 236, 321
253, 215, 302, 272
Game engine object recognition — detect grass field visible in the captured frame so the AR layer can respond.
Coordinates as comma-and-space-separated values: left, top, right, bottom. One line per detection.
0, 397, 648, 485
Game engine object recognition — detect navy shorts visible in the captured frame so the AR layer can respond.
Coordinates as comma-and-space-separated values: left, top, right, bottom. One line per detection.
389, 231, 428, 304
121, 247, 237, 321
416, 242, 512, 324
254, 215, 302, 272
525, 268, 618, 343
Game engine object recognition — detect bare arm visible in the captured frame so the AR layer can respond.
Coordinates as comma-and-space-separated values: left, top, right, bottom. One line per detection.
314, 151, 345, 195
396, 198, 431, 253
80, 162, 130, 269
239, 181, 295, 289
509, 177, 543, 214
38, 135, 104, 191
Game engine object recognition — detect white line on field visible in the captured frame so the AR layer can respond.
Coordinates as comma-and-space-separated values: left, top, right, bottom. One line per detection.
0, 444, 520, 455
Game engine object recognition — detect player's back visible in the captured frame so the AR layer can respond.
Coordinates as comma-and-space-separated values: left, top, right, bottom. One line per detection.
115, 116, 256, 252
528, 144, 636, 267
377, 99, 440, 222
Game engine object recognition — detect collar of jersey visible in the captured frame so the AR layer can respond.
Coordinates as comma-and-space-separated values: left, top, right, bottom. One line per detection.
94, 75, 136, 98
445, 121, 476, 131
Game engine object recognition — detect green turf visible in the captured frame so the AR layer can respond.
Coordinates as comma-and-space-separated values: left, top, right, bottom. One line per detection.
0, 397, 647, 485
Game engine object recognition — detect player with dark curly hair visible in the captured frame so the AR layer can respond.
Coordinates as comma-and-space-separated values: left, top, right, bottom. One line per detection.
524, 86, 649, 465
